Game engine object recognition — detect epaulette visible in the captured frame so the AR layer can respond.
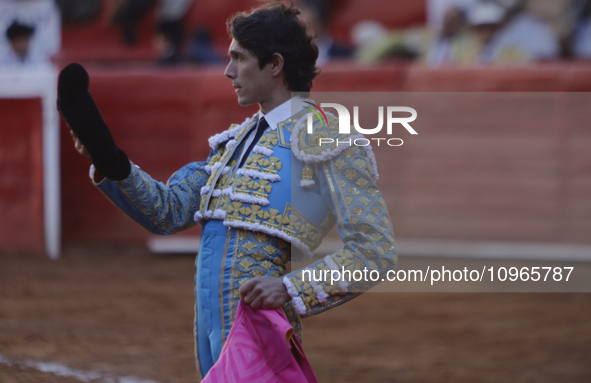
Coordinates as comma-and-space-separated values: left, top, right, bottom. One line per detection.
291, 111, 354, 163
208, 115, 256, 150
291, 111, 379, 187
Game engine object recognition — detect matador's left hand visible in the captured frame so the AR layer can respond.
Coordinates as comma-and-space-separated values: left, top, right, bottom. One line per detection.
239, 276, 291, 309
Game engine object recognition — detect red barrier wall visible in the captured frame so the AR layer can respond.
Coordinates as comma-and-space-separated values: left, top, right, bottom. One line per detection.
0, 99, 44, 252
56, 63, 591, 248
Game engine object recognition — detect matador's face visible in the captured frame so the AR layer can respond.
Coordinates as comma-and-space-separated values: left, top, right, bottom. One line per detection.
224, 39, 274, 107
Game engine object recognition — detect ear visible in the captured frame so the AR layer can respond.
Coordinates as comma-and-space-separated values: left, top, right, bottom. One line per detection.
270, 53, 285, 77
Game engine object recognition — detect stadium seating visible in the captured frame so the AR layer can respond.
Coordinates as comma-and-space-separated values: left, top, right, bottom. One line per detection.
57, 0, 426, 63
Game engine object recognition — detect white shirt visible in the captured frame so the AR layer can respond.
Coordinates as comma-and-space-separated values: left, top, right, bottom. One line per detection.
236, 97, 306, 167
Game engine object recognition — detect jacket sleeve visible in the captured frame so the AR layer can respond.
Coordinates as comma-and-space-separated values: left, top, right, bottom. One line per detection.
92, 160, 210, 235
282, 145, 397, 318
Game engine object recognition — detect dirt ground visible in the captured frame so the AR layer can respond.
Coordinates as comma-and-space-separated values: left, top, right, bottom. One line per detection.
1, 246, 590, 383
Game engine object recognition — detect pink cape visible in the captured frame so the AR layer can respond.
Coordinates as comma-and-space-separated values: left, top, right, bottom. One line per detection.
202, 301, 318, 382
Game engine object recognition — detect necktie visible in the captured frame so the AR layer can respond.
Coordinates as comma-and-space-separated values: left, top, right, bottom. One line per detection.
239, 117, 269, 168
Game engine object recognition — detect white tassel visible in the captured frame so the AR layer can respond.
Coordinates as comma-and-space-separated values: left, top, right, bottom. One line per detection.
283, 277, 307, 315
309, 278, 328, 303
252, 145, 274, 157
314, 284, 328, 303
200, 186, 211, 196
290, 236, 314, 259
230, 192, 270, 206
226, 139, 237, 149
236, 168, 281, 182
193, 210, 203, 225
208, 117, 252, 149
300, 179, 315, 188
213, 209, 226, 219
292, 297, 307, 315
283, 277, 298, 297
204, 161, 225, 175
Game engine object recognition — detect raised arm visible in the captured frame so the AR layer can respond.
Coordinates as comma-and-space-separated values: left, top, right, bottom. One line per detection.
94, 161, 209, 235
58, 63, 209, 235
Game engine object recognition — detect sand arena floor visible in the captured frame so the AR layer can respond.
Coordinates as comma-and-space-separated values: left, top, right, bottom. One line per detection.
1, 246, 590, 382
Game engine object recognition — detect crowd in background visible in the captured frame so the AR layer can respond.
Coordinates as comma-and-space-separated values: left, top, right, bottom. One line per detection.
422, 0, 591, 66
2, 0, 591, 68
353, 0, 591, 65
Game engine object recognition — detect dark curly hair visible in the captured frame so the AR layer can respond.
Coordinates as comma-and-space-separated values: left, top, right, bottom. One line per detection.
227, 1, 319, 93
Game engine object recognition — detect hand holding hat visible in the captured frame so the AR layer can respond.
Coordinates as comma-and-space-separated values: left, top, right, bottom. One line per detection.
58, 63, 131, 181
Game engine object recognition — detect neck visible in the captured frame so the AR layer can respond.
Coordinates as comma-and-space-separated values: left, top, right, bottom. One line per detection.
259, 87, 292, 114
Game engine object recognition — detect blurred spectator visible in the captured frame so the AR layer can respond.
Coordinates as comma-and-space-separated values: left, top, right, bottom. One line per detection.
469, 0, 559, 64
348, 1, 478, 65
112, 0, 155, 45
113, 0, 193, 48
351, 20, 389, 55
351, 20, 425, 63
469, 1, 508, 62
0, 0, 61, 67
525, 0, 571, 28
428, 0, 479, 32
1, 21, 36, 65
187, 27, 223, 65
297, 0, 352, 65
153, 19, 184, 64
425, 5, 480, 66
567, 0, 591, 58
54, 0, 103, 24
154, 12, 224, 65
519, 0, 571, 57
160, 0, 193, 23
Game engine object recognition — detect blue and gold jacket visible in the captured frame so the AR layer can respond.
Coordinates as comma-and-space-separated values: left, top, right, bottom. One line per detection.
94, 107, 397, 319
